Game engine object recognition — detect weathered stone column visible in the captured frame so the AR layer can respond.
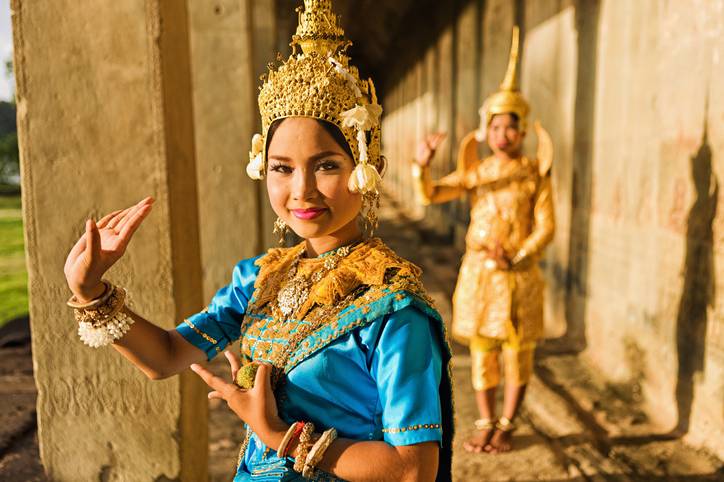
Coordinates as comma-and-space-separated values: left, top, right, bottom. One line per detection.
12, 1, 207, 480
188, 0, 262, 301
252, 0, 284, 250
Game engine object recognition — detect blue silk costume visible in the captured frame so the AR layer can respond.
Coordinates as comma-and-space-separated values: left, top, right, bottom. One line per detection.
176, 239, 453, 481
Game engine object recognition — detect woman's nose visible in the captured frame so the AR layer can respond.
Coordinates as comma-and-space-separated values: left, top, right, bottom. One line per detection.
291, 168, 316, 201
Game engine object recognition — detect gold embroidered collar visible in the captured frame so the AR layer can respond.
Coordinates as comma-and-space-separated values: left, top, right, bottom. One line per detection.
249, 237, 421, 319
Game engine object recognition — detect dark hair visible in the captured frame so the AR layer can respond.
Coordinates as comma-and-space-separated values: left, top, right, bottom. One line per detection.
266, 118, 354, 160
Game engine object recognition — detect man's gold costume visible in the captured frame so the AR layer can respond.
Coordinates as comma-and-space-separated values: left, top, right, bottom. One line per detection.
415, 27, 555, 390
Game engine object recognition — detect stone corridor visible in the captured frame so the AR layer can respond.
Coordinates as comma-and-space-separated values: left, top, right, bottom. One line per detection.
3, 196, 721, 481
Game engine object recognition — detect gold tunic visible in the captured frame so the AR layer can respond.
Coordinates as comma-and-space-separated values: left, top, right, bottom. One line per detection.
414, 133, 555, 344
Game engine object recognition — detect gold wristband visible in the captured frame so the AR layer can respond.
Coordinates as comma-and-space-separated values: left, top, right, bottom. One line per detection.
277, 422, 300, 458
66, 280, 113, 309
303, 427, 337, 478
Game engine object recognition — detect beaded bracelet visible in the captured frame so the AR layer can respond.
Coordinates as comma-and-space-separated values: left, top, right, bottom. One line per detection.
67, 280, 134, 348
292, 422, 315, 474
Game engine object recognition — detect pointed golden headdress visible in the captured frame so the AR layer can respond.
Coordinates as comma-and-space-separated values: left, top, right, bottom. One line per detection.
478, 26, 530, 135
246, 0, 383, 194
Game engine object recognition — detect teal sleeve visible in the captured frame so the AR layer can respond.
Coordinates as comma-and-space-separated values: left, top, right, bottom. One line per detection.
176, 256, 260, 360
371, 305, 443, 446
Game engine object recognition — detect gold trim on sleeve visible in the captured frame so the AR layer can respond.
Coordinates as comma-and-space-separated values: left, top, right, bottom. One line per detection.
183, 318, 218, 345
381, 423, 442, 434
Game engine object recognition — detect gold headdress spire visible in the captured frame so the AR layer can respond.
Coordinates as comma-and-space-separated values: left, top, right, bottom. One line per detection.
476, 25, 529, 138
293, 0, 347, 55
246, 0, 383, 195
500, 25, 520, 92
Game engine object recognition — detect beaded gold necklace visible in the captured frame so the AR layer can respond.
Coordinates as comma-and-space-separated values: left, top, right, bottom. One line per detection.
272, 242, 356, 321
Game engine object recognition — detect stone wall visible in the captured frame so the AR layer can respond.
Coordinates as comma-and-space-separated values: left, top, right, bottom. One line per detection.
379, 0, 724, 458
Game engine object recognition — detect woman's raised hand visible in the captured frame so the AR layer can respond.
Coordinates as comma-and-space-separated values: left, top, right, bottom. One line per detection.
414, 132, 447, 167
64, 197, 154, 302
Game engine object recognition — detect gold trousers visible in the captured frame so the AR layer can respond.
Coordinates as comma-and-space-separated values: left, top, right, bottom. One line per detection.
470, 334, 535, 391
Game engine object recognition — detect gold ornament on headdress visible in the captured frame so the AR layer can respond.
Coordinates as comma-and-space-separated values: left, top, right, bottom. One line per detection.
246, 0, 383, 195
476, 26, 530, 141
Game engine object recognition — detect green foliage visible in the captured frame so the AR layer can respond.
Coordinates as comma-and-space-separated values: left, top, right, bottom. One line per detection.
0, 132, 18, 182
0, 194, 28, 328
0, 101, 17, 185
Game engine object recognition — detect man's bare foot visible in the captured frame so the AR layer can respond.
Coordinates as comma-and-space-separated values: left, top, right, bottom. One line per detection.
486, 428, 513, 453
463, 418, 495, 453
463, 427, 494, 453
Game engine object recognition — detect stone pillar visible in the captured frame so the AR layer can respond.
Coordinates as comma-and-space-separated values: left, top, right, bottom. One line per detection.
188, 0, 262, 301
521, 1, 578, 339
12, 1, 207, 480
252, 0, 282, 250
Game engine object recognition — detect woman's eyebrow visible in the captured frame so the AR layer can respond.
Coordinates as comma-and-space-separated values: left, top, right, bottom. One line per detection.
268, 155, 292, 162
308, 150, 344, 161
268, 151, 344, 162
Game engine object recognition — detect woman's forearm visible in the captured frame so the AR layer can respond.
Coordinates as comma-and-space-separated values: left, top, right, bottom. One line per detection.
111, 309, 206, 380
259, 424, 437, 481
321, 439, 438, 482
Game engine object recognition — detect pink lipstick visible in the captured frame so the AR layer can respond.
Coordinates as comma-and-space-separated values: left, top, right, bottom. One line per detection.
291, 208, 327, 220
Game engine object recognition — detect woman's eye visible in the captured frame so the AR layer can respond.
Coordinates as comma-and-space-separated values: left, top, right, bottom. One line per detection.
269, 163, 292, 174
317, 160, 340, 171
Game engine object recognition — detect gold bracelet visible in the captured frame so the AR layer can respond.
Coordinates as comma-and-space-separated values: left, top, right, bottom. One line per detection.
277, 422, 302, 458
72, 286, 126, 326
69, 281, 135, 348
292, 422, 315, 473
303, 427, 337, 478
66, 280, 113, 309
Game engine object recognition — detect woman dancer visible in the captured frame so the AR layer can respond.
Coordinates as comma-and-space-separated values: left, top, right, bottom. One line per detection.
64, 1, 453, 480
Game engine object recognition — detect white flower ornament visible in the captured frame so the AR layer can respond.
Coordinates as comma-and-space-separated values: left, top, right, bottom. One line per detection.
340, 103, 384, 194
246, 133, 265, 180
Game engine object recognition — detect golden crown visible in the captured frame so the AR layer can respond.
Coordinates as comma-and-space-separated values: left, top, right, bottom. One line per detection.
247, 0, 383, 194
478, 26, 530, 137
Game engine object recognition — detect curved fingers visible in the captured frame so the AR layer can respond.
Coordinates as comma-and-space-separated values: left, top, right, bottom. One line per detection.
251, 363, 273, 394
191, 364, 238, 398
117, 204, 153, 250
85, 219, 101, 262
66, 231, 88, 264
106, 207, 132, 230
224, 351, 242, 380
96, 209, 123, 229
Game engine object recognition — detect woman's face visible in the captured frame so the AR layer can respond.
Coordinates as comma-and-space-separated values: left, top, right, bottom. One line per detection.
266, 117, 362, 242
487, 113, 525, 158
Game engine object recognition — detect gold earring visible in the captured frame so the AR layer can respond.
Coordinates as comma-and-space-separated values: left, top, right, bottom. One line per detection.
361, 191, 380, 238
273, 217, 288, 245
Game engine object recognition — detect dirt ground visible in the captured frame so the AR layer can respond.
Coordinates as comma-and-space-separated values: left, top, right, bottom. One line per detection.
1, 197, 723, 481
